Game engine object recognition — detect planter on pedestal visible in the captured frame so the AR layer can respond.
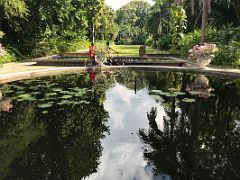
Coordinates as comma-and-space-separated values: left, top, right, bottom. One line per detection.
95, 55, 106, 66
196, 57, 211, 67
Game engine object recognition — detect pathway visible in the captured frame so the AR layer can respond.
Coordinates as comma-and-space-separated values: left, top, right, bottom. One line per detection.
1, 61, 240, 84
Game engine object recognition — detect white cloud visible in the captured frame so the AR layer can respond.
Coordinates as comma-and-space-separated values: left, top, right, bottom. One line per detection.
105, 0, 154, 10
85, 83, 166, 180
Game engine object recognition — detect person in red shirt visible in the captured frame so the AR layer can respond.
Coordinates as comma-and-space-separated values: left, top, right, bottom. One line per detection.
89, 43, 96, 65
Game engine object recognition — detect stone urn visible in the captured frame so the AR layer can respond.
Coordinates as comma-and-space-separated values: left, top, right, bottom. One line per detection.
95, 55, 106, 66
196, 57, 211, 67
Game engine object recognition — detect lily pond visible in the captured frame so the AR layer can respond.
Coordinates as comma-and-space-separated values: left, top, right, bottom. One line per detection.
0, 71, 240, 180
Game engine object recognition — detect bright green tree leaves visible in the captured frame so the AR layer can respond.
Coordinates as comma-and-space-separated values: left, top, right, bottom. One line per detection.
115, 0, 150, 45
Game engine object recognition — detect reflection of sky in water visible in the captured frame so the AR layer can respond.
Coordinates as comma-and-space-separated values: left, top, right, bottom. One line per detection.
86, 83, 170, 180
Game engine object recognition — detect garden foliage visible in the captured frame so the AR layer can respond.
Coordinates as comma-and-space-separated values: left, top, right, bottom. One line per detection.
178, 25, 240, 66
0, 0, 117, 62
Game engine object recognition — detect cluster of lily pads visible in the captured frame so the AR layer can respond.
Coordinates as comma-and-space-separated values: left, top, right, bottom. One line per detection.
150, 88, 197, 103
0, 78, 93, 114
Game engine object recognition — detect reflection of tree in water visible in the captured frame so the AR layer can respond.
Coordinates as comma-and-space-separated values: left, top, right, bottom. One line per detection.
114, 71, 148, 92
139, 79, 240, 179
0, 101, 45, 180
0, 73, 113, 179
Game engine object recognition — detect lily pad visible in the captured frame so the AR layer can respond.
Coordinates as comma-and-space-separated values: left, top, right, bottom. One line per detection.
42, 111, 49, 114
4, 90, 15, 94
12, 85, 25, 90
159, 92, 177, 97
173, 92, 185, 96
72, 87, 90, 93
37, 102, 54, 108
45, 83, 59, 87
30, 91, 42, 95
60, 91, 72, 94
52, 88, 63, 92
188, 91, 203, 95
57, 100, 72, 106
168, 88, 178, 92
61, 95, 72, 99
45, 92, 58, 97
79, 100, 90, 105
17, 94, 36, 101
182, 98, 196, 103
16, 91, 26, 95
72, 92, 85, 97
150, 90, 163, 94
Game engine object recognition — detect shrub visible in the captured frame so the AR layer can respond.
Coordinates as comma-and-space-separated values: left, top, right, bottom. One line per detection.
0, 48, 17, 64
157, 34, 172, 49
145, 37, 154, 46
188, 43, 218, 61
0, 32, 17, 64
213, 24, 240, 45
0, 31, 4, 39
179, 24, 240, 67
178, 29, 200, 56
31, 36, 89, 57
212, 41, 240, 67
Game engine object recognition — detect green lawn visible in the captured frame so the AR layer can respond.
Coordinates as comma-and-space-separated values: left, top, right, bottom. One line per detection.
111, 45, 170, 56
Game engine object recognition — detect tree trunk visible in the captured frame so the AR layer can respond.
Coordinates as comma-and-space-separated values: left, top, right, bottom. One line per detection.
233, 1, 240, 25
200, 0, 208, 45
23, 0, 43, 37
190, 0, 195, 15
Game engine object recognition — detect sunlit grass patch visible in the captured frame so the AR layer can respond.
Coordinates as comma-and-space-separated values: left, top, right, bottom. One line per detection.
111, 45, 169, 56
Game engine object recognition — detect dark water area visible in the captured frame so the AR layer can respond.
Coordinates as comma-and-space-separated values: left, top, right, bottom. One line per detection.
0, 71, 240, 180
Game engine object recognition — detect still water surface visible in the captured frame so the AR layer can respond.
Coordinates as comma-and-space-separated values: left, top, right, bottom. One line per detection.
0, 71, 240, 180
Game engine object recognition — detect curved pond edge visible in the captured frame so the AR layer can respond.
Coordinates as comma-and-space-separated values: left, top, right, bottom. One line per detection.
1, 65, 240, 84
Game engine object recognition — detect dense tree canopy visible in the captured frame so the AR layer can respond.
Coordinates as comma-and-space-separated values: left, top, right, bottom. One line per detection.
115, 0, 150, 45
0, 0, 117, 57
0, 0, 239, 66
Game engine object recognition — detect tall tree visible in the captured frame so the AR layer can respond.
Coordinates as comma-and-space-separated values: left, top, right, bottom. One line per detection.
0, 0, 28, 35
115, 0, 150, 45
96, 4, 118, 41
200, 0, 209, 44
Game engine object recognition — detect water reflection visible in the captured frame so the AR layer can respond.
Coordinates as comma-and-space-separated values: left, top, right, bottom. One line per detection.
89, 71, 113, 83
139, 81, 240, 180
89, 71, 95, 82
87, 84, 163, 180
186, 75, 214, 98
0, 73, 112, 180
0, 71, 240, 179
115, 71, 240, 179
0, 90, 13, 112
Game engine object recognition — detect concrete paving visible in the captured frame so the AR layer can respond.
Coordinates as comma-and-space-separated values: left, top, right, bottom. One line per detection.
1, 61, 240, 84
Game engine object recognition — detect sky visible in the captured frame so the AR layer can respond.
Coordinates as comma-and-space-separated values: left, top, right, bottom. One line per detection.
105, 0, 154, 10
86, 83, 166, 180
